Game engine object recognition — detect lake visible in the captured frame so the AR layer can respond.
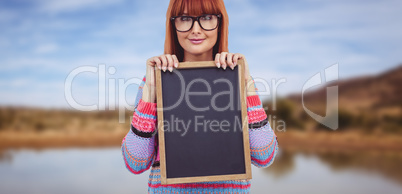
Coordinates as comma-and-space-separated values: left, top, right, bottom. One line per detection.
0, 148, 401, 194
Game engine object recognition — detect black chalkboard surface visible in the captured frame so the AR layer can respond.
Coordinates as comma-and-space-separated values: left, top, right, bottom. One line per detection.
155, 60, 252, 185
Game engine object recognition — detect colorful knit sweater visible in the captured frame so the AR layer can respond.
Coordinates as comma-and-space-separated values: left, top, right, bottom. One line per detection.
121, 76, 278, 194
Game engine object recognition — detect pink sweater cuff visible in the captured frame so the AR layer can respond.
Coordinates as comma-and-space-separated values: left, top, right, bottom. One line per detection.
131, 99, 157, 133
246, 95, 267, 124
247, 95, 262, 108
137, 99, 157, 116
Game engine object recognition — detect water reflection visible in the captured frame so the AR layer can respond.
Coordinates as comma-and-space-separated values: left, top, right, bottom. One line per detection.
265, 149, 402, 185
0, 149, 12, 163
255, 149, 402, 194
262, 150, 295, 178
0, 148, 401, 194
316, 151, 402, 185
0, 148, 150, 194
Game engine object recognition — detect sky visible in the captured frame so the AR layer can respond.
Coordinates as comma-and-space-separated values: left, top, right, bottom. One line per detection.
0, 0, 401, 109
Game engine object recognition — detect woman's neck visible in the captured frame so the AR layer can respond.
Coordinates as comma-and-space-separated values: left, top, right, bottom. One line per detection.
183, 50, 213, 62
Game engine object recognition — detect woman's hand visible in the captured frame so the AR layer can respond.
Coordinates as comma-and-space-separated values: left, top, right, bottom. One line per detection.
214, 52, 241, 69
142, 54, 179, 102
214, 52, 251, 79
147, 54, 179, 72
214, 52, 257, 96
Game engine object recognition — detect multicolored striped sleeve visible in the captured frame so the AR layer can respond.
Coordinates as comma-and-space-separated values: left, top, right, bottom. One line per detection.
121, 76, 157, 174
247, 79, 279, 168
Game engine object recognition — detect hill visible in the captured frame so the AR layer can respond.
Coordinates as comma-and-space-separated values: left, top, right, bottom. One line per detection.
288, 64, 402, 115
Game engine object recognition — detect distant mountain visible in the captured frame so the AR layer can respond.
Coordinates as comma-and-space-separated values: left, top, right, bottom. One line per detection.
288, 64, 402, 115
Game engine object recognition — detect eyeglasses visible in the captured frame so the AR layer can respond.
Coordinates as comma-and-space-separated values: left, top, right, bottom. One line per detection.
171, 14, 221, 32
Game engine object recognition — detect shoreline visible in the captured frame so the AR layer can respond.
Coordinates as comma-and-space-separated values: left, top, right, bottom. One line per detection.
1, 130, 402, 152
0, 130, 127, 149
276, 130, 402, 152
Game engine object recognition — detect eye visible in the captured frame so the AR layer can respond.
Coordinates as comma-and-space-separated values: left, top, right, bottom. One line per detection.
179, 16, 192, 22
200, 15, 213, 21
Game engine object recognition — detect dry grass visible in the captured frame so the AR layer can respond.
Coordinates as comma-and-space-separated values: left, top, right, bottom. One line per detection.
0, 107, 132, 149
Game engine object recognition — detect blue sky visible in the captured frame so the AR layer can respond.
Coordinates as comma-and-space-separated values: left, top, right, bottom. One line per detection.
0, 0, 401, 109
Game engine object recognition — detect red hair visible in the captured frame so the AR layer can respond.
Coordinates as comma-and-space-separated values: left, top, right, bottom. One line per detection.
164, 0, 229, 61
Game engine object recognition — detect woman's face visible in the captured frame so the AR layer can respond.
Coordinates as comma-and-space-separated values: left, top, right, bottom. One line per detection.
176, 8, 218, 61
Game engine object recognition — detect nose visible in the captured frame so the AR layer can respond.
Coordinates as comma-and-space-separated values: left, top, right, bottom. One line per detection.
191, 20, 202, 34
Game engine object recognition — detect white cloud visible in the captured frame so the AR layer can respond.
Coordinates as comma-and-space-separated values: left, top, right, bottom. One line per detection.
0, 9, 17, 22
34, 43, 59, 54
228, 0, 402, 89
1, 0, 401, 107
37, 0, 123, 14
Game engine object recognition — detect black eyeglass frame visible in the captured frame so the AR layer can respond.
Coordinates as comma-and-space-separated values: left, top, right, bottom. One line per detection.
170, 14, 222, 32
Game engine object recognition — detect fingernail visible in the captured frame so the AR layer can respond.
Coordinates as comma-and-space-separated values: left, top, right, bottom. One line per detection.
231, 65, 234, 70
162, 66, 166, 72
234, 62, 237, 66
158, 65, 161, 70
168, 67, 173, 72
216, 63, 220, 68
174, 63, 178, 68
223, 65, 226, 70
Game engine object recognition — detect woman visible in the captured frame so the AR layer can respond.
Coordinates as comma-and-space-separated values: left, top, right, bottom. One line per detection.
121, 0, 278, 193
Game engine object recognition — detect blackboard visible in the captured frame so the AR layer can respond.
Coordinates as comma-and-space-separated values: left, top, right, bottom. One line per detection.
155, 60, 252, 185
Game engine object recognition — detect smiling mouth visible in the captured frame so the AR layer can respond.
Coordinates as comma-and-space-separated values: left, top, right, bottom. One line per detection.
189, 39, 205, 44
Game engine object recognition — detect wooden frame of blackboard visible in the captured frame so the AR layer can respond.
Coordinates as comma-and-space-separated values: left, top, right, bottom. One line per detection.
155, 59, 252, 185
